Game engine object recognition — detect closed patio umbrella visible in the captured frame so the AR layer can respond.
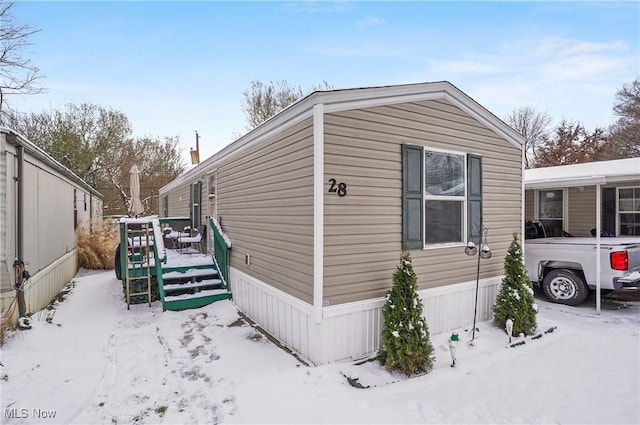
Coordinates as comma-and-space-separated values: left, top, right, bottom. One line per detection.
128, 164, 144, 217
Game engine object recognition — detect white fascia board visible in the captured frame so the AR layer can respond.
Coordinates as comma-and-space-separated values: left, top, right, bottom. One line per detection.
525, 175, 607, 190
603, 175, 640, 185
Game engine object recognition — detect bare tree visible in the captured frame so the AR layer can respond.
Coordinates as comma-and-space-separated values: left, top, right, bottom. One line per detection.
14, 102, 185, 214
13, 103, 132, 186
241, 80, 332, 131
608, 78, 640, 158
536, 120, 608, 167
505, 106, 552, 168
0, 0, 44, 122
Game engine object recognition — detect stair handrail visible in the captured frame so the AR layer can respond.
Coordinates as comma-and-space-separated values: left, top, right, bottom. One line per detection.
209, 217, 231, 286
149, 217, 167, 304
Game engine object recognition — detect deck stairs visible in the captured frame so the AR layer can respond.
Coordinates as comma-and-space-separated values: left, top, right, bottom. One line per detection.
119, 217, 232, 311
158, 263, 230, 311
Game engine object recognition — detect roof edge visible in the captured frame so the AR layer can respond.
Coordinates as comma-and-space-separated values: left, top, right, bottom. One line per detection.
160, 81, 525, 193
1, 126, 103, 198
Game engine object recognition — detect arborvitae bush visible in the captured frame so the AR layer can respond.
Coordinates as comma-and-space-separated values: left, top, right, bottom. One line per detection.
493, 233, 537, 336
379, 250, 434, 376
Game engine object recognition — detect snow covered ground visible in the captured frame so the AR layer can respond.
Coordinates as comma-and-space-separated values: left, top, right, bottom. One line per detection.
1, 268, 638, 425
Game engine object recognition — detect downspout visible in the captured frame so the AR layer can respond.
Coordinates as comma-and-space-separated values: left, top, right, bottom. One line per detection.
14, 137, 27, 318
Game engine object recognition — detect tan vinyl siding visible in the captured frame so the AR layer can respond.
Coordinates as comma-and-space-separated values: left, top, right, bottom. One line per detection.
568, 186, 597, 236
525, 189, 535, 221
219, 118, 315, 304
323, 99, 522, 305
167, 184, 191, 218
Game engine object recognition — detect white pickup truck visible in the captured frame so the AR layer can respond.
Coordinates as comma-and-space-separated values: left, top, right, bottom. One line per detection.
524, 221, 640, 305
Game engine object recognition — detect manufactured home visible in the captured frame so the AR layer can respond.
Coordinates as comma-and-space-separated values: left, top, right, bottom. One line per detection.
159, 82, 525, 365
525, 158, 640, 238
1, 127, 103, 322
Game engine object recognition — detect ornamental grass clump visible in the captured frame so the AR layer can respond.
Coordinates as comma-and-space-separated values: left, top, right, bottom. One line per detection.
379, 250, 434, 376
493, 233, 538, 336
76, 219, 119, 269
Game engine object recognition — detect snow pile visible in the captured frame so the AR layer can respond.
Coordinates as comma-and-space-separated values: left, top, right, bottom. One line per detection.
1, 269, 639, 424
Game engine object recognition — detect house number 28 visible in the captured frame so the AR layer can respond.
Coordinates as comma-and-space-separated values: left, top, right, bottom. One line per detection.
328, 178, 347, 197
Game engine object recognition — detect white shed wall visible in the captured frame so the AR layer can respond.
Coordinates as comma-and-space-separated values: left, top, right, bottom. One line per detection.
1, 129, 101, 322
0, 148, 8, 290
22, 158, 77, 277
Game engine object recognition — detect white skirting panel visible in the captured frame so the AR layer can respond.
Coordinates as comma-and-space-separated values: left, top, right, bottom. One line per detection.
230, 266, 503, 366
229, 267, 318, 363
319, 276, 502, 365
1, 249, 78, 323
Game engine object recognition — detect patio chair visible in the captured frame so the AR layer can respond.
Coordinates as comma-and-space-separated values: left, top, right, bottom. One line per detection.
178, 227, 202, 253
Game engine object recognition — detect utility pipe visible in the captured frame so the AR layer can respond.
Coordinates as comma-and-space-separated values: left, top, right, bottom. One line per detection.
15, 139, 27, 318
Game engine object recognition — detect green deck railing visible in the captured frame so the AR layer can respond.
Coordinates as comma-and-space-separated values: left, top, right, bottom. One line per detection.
209, 217, 231, 286
150, 218, 167, 304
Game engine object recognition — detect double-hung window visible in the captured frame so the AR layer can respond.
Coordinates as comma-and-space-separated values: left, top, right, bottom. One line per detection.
424, 150, 466, 245
402, 145, 482, 249
618, 187, 640, 236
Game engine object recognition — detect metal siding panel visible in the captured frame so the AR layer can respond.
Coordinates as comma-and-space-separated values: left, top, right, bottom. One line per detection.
0, 147, 9, 291
22, 161, 38, 271
323, 99, 522, 305
29, 165, 76, 274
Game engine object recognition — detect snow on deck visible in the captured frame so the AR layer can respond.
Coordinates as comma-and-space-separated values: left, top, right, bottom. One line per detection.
164, 249, 213, 268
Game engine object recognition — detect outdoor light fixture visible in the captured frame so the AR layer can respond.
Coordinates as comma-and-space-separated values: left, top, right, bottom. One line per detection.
465, 225, 491, 345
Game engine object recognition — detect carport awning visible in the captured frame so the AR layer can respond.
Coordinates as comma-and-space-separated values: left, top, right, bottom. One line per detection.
525, 175, 606, 190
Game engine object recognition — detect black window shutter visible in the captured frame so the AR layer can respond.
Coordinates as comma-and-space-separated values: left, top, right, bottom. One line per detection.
193, 181, 202, 230
402, 145, 424, 249
602, 187, 616, 235
189, 183, 193, 225
467, 154, 483, 244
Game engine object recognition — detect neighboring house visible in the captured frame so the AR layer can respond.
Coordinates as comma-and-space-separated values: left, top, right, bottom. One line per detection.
159, 82, 525, 365
525, 158, 640, 237
1, 127, 103, 322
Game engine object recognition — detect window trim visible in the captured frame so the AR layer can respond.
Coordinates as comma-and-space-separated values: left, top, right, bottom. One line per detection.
422, 147, 468, 249
534, 188, 568, 235
617, 186, 640, 236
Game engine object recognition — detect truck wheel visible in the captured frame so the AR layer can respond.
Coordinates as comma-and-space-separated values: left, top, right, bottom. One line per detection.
542, 269, 588, 306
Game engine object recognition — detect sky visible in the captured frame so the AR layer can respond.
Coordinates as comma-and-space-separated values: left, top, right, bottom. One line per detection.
1, 267, 638, 424
7, 1, 640, 166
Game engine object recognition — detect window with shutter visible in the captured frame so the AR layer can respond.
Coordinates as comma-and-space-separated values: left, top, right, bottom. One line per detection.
402, 145, 482, 248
